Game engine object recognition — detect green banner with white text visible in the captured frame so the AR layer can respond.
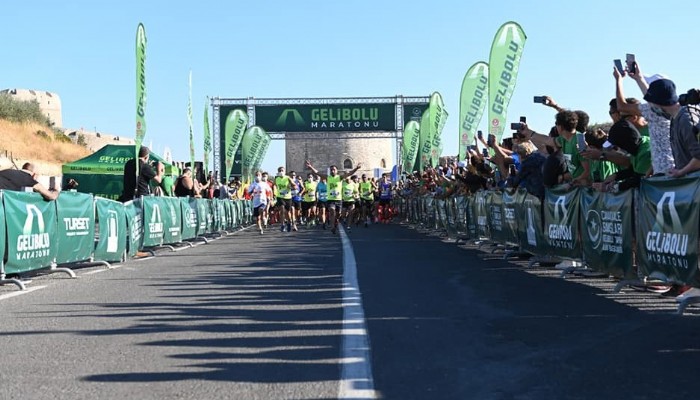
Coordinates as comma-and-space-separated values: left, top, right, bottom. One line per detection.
543, 186, 581, 259
55, 191, 95, 264
241, 126, 267, 182
487, 21, 526, 142
418, 109, 431, 172
402, 120, 420, 173
515, 188, 545, 254
459, 62, 488, 161
429, 92, 448, 168
124, 199, 143, 257
135, 23, 147, 184
637, 175, 700, 285
94, 197, 127, 263
3, 191, 58, 274
203, 99, 211, 176
224, 109, 249, 181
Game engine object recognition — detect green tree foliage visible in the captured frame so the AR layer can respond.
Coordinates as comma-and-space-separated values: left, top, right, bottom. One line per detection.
0, 93, 52, 125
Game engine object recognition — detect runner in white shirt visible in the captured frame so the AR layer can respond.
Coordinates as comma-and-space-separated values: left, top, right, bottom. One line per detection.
248, 171, 270, 234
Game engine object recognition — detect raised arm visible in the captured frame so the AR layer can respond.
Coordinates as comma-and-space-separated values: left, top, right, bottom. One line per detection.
615, 67, 642, 116
305, 160, 327, 179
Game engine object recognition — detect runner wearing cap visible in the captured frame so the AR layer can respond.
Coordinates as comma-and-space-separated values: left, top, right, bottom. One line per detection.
301, 172, 318, 226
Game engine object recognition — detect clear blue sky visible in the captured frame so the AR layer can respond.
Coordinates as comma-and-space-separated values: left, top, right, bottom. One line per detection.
4, 1, 700, 174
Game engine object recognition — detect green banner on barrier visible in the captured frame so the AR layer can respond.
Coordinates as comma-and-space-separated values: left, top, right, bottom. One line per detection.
465, 196, 477, 239
142, 197, 164, 247
95, 197, 127, 263
473, 191, 490, 239
3, 191, 58, 274
162, 197, 182, 244
56, 191, 95, 264
515, 189, 545, 255
487, 191, 505, 243
196, 198, 210, 235
544, 186, 581, 258
637, 175, 700, 285
125, 199, 143, 257
501, 189, 519, 245
180, 197, 198, 240
580, 188, 633, 278
0, 192, 5, 272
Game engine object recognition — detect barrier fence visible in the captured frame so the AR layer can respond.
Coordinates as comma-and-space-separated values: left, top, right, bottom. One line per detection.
397, 173, 700, 314
0, 191, 252, 290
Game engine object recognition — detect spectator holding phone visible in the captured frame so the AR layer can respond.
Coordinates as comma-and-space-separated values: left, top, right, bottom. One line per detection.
593, 119, 651, 192
507, 140, 546, 198
614, 61, 675, 175
521, 110, 591, 186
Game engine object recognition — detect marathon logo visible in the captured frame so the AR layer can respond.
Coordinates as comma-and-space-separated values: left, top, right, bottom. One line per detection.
148, 204, 164, 238
547, 196, 574, 247
644, 192, 689, 268
16, 204, 50, 259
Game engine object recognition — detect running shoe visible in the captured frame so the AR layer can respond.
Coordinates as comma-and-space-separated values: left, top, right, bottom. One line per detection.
286, 222, 292, 232
292, 224, 298, 232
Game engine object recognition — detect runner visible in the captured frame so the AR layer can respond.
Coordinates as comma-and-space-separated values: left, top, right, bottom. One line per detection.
316, 174, 328, 229
377, 173, 394, 223
290, 171, 304, 229
302, 172, 318, 226
359, 174, 376, 227
305, 160, 361, 234
273, 166, 296, 232
261, 172, 274, 228
341, 175, 359, 231
247, 171, 269, 234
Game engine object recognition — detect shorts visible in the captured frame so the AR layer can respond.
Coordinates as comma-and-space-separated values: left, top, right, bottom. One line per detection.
276, 198, 292, 210
326, 200, 342, 211
292, 200, 302, 209
301, 201, 316, 213
379, 198, 392, 207
342, 201, 356, 209
360, 199, 373, 208
317, 201, 328, 209
253, 204, 266, 217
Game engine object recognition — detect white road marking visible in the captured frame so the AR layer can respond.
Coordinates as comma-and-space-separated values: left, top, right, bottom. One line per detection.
0, 285, 47, 300
337, 226, 377, 399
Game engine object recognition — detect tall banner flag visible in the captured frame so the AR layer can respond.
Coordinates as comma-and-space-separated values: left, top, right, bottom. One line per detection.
459, 62, 488, 161
487, 21, 526, 143
241, 126, 266, 182
203, 99, 211, 176
224, 109, 249, 180
429, 92, 448, 168
134, 23, 147, 190
252, 130, 271, 174
402, 120, 420, 173
418, 108, 431, 172
188, 70, 195, 173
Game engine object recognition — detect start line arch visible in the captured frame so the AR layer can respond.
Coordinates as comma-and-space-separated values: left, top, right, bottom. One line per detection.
211, 96, 429, 180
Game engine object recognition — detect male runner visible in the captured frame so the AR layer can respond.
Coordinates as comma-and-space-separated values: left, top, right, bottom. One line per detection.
377, 173, 393, 223
316, 175, 328, 229
341, 175, 359, 231
273, 166, 296, 232
302, 173, 318, 226
290, 171, 304, 228
304, 160, 361, 234
261, 172, 273, 227
248, 171, 269, 234
359, 174, 376, 227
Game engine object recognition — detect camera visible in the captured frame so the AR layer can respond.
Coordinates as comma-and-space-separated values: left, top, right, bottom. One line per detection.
510, 122, 522, 130
679, 88, 700, 106
533, 96, 547, 104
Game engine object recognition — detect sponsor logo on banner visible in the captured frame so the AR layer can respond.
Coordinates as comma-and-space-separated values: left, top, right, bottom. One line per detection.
476, 195, 487, 229
167, 203, 180, 237
17, 204, 50, 260
184, 206, 197, 229
63, 217, 91, 237
548, 195, 574, 249
107, 210, 119, 253
645, 192, 689, 268
586, 209, 603, 249
149, 204, 164, 239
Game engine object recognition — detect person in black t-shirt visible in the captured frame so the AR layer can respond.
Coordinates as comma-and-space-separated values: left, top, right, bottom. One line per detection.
119, 146, 162, 202
0, 163, 58, 200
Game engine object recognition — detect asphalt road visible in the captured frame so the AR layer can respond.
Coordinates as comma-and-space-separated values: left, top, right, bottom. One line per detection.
1, 221, 700, 400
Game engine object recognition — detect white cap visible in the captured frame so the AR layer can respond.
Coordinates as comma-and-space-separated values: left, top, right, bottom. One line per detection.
644, 73, 670, 85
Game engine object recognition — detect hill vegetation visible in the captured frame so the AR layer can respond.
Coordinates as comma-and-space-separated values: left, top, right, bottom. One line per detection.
0, 93, 90, 173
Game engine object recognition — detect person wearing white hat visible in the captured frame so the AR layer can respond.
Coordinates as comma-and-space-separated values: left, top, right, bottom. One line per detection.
613, 59, 675, 175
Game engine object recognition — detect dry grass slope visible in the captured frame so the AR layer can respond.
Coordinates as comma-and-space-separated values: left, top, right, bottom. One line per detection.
0, 119, 90, 175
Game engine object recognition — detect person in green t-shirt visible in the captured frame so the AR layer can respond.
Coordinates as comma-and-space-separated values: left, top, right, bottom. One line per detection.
522, 110, 591, 187
305, 160, 361, 234
358, 174, 376, 227
595, 119, 651, 192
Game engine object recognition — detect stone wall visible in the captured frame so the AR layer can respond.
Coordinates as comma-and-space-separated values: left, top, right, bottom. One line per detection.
285, 136, 393, 178
1, 88, 62, 128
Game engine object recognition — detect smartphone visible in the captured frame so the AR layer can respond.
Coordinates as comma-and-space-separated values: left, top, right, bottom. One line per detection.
510, 122, 521, 130
576, 133, 587, 152
533, 96, 547, 104
477, 130, 483, 139
626, 54, 636, 74
482, 148, 489, 158
487, 134, 496, 147
614, 59, 625, 75
520, 116, 527, 123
